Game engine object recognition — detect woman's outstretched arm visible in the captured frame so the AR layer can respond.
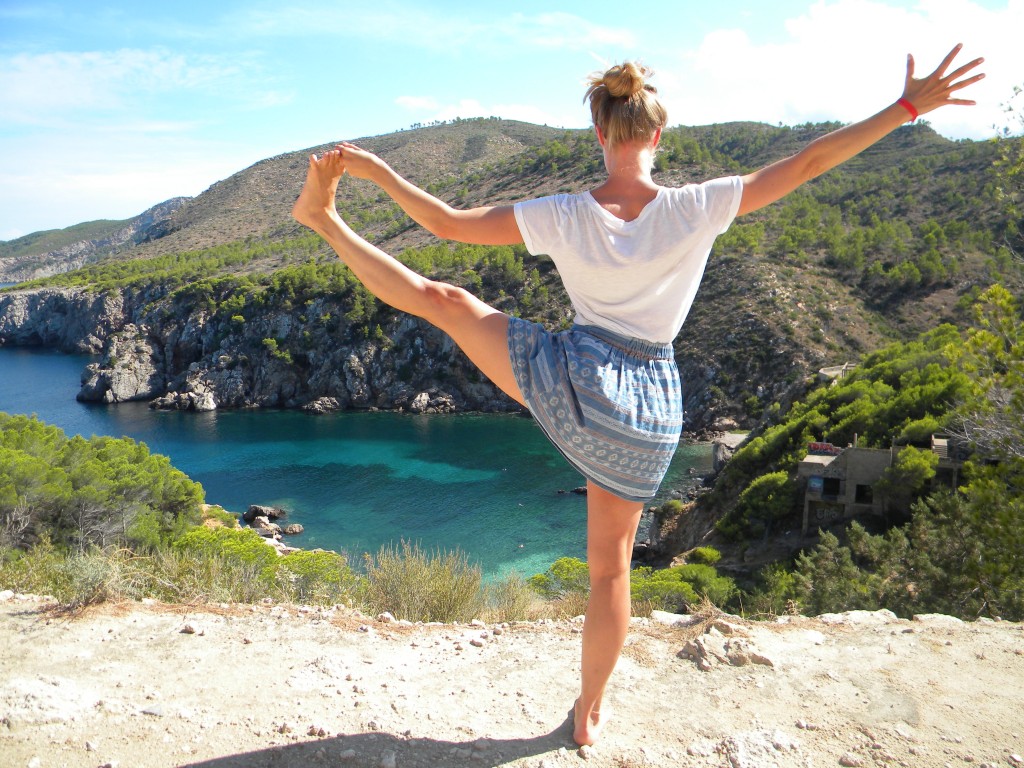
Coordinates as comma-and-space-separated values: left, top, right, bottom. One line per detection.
737, 43, 985, 217
336, 142, 523, 246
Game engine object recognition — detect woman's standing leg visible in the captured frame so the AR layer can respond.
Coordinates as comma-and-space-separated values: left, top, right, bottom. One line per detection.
575, 480, 643, 746
292, 151, 524, 407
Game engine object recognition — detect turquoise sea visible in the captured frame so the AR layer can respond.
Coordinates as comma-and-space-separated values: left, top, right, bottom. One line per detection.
0, 344, 711, 576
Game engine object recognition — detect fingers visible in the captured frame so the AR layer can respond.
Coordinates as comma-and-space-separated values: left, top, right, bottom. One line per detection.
945, 59, 985, 85
308, 150, 346, 172
934, 43, 964, 77
947, 72, 986, 93
901, 43, 985, 115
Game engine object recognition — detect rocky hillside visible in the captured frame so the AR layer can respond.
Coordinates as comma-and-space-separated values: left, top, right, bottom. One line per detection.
1, 118, 1020, 431
0, 197, 189, 282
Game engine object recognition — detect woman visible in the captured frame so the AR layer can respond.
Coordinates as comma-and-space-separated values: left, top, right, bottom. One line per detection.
292, 44, 983, 746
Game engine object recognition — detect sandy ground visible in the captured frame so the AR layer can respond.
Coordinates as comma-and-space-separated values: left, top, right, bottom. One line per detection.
1, 592, 1023, 768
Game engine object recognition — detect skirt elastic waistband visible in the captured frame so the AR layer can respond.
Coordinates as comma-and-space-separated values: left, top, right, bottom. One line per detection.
572, 324, 675, 361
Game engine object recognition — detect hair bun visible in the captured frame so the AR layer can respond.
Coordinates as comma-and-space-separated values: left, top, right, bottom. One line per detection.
584, 61, 666, 147
603, 62, 652, 98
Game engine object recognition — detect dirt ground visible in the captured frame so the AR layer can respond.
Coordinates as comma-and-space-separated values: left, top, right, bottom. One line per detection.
1, 592, 1023, 768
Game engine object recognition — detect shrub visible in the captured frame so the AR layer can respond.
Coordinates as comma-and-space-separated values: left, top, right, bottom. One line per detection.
630, 563, 736, 613
276, 549, 359, 605
483, 572, 540, 622
0, 536, 71, 597
362, 541, 483, 623
527, 557, 589, 599
688, 546, 722, 565
173, 526, 278, 573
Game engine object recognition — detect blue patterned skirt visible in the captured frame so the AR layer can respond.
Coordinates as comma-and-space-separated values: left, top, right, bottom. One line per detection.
507, 319, 683, 502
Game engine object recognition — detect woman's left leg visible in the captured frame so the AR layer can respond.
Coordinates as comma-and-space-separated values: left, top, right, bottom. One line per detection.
292, 151, 524, 407
574, 481, 643, 746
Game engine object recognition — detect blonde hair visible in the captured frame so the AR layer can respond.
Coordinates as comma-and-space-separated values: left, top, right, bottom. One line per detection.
584, 62, 667, 147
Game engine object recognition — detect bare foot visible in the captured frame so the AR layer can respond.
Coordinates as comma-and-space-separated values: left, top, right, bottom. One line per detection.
573, 698, 607, 746
291, 151, 345, 229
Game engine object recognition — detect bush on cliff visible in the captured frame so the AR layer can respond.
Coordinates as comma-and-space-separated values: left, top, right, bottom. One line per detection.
0, 413, 204, 552
527, 555, 738, 616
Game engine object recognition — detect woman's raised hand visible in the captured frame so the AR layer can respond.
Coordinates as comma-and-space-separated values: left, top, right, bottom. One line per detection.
901, 43, 985, 117
336, 142, 387, 182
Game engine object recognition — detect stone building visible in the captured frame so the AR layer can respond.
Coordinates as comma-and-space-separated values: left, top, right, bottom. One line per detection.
797, 436, 964, 535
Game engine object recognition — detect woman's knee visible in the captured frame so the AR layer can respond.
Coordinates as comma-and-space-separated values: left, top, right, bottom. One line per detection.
587, 556, 631, 586
421, 280, 476, 323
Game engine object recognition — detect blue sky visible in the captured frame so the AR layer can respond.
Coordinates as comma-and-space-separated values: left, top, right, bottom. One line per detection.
1, 0, 1020, 240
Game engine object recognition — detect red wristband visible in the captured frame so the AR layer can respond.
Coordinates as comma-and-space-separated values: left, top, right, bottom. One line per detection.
896, 98, 918, 122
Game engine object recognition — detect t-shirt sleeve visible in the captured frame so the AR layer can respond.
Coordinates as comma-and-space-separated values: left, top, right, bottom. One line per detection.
514, 195, 567, 256
699, 175, 744, 235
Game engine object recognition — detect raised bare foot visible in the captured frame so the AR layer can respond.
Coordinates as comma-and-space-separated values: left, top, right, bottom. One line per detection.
573, 698, 607, 746
292, 151, 346, 229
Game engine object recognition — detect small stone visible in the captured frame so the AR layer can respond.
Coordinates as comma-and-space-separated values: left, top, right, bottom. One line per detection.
578, 744, 596, 760
1010, 756, 1024, 766
27, 758, 41, 768
470, 638, 485, 648
339, 749, 357, 762
377, 612, 396, 623
85, 740, 98, 751
839, 754, 864, 767
379, 749, 397, 768
180, 623, 203, 636
367, 720, 381, 731
141, 706, 164, 717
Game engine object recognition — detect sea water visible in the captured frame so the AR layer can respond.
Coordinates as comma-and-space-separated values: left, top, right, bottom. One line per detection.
0, 346, 711, 576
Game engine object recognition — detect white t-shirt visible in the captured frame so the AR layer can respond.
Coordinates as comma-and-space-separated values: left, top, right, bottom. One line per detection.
513, 176, 743, 343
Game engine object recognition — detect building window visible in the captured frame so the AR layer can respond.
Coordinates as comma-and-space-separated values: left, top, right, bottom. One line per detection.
855, 484, 873, 504
822, 477, 841, 497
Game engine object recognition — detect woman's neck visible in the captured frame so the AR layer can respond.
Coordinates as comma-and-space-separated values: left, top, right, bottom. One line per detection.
599, 140, 658, 190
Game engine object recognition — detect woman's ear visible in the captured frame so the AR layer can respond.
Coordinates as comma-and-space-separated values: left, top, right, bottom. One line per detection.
651, 128, 662, 149
595, 125, 606, 147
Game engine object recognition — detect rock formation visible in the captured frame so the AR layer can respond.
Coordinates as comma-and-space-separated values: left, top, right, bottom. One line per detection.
0, 284, 519, 415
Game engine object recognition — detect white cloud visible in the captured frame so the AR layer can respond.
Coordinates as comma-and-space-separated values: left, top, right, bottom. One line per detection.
655, 0, 1024, 139
236, 3, 633, 54
0, 48, 242, 124
506, 12, 636, 50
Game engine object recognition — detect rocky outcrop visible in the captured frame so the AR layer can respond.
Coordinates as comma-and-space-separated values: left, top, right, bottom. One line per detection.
243, 505, 288, 522
0, 284, 518, 416
78, 325, 164, 403
0, 287, 130, 353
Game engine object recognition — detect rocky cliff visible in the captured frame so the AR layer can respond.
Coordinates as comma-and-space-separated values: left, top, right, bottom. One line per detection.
0, 284, 514, 416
